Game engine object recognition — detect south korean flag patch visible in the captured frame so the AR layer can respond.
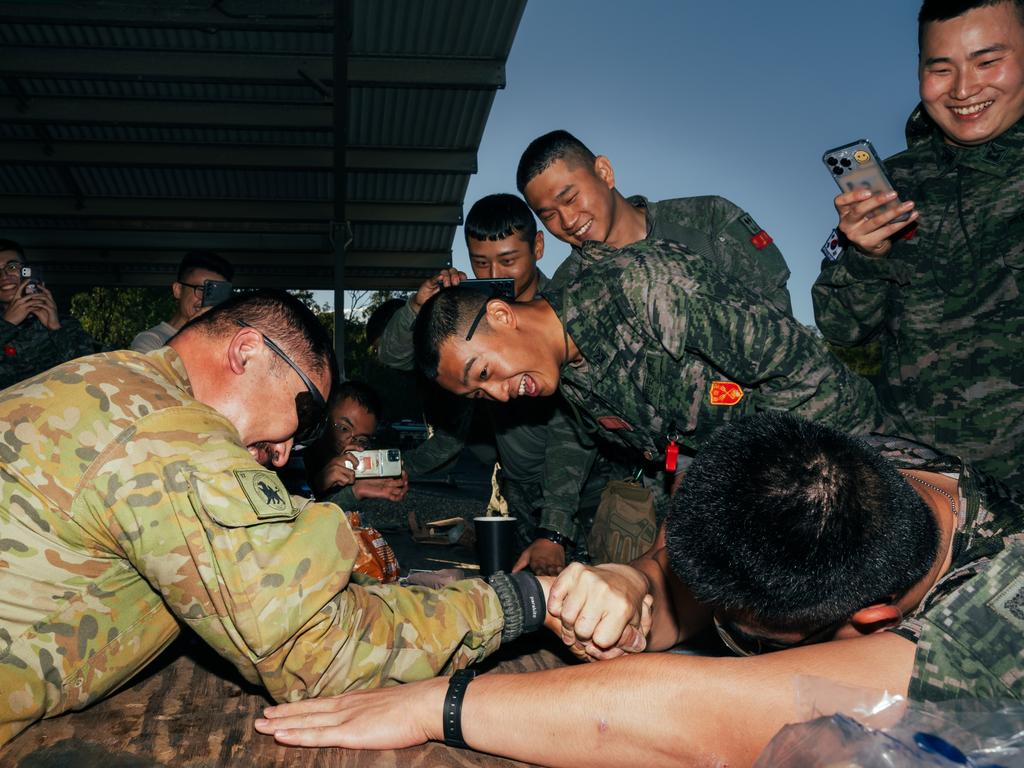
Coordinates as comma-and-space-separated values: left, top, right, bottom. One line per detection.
821, 228, 845, 262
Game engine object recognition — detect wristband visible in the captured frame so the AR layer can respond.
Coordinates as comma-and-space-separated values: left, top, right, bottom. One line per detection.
509, 570, 545, 634
443, 668, 476, 749
535, 527, 572, 549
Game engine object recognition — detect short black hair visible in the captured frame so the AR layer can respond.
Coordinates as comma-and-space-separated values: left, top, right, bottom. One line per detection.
412, 286, 490, 380
365, 298, 406, 349
464, 193, 538, 245
666, 412, 940, 633
919, 0, 1024, 47
177, 250, 234, 283
0, 239, 25, 260
516, 130, 598, 194
332, 379, 383, 422
181, 288, 336, 383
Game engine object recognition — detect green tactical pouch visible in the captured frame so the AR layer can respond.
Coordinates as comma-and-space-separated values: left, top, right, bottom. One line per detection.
587, 479, 657, 564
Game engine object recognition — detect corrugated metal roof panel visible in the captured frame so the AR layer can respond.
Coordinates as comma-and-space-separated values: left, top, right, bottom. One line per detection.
0, 22, 331, 54
17, 78, 325, 104
70, 167, 331, 200
354, 0, 522, 58
43, 124, 331, 147
353, 223, 456, 252
348, 172, 468, 204
0, 165, 66, 195
349, 88, 493, 148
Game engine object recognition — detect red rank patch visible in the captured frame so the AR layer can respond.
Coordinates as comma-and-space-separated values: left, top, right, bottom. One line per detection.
750, 230, 773, 250
709, 381, 744, 406
597, 416, 634, 431
901, 225, 918, 241
3, 344, 15, 357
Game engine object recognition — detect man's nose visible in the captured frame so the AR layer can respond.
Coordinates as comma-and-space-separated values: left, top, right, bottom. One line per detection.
484, 380, 509, 402
952, 67, 981, 99
270, 439, 293, 467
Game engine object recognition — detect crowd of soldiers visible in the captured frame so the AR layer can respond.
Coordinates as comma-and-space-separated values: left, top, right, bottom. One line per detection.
2, 0, 1023, 765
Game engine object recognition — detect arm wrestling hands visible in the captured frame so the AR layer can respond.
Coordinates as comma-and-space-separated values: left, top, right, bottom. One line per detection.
254, 561, 658, 749
834, 188, 918, 258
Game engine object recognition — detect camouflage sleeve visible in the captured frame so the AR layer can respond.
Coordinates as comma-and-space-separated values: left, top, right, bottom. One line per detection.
0, 316, 97, 389
88, 407, 503, 700
707, 196, 793, 317
622, 256, 882, 436
538, 399, 598, 539
320, 482, 357, 510
375, 299, 417, 371
812, 247, 912, 346
907, 539, 1024, 702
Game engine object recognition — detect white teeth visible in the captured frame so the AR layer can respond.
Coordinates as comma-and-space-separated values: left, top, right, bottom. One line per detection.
518, 376, 527, 396
952, 101, 992, 115
572, 220, 592, 238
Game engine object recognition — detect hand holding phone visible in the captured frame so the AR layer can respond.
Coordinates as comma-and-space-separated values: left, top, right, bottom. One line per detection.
19, 266, 41, 295
350, 448, 403, 478
824, 139, 917, 257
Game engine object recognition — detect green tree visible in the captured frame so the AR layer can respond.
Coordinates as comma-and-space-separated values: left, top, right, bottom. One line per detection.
70, 287, 176, 349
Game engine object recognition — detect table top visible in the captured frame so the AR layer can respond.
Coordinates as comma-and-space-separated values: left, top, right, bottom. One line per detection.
4, 632, 571, 768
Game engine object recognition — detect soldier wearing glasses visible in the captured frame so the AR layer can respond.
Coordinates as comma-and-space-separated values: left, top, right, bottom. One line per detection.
0, 290, 553, 747
0, 238, 97, 389
130, 249, 234, 353
302, 379, 410, 505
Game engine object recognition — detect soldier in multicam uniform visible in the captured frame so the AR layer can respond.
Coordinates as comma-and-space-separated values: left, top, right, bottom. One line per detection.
516, 129, 793, 316
377, 194, 606, 575
0, 239, 97, 390
256, 412, 1024, 766
413, 238, 882, 480
0, 289, 583, 747
813, 0, 1024, 490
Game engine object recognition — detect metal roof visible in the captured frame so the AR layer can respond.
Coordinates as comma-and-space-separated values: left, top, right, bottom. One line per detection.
0, 0, 527, 292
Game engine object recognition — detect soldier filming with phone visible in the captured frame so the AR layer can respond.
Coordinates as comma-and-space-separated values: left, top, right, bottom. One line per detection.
131, 249, 234, 353
0, 238, 97, 390
814, 0, 1024, 491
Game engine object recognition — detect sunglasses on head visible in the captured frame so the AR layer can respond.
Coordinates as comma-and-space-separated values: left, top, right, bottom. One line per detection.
713, 615, 842, 657
235, 320, 328, 447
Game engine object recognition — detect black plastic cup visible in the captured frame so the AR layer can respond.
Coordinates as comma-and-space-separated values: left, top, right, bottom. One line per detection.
473, 516, 518, 577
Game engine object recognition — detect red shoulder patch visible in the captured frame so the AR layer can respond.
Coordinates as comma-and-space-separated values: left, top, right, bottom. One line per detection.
750, 230, 773, 250
709, 381, 744, 406
597, 416, 634, 431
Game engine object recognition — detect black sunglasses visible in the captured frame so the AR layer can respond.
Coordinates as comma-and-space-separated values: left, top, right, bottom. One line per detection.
713, 615, 842, 657
235, 320, 328, 447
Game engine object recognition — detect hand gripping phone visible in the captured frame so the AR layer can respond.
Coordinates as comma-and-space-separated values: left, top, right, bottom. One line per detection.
19, 266, 41, 294
349, 448, 403, 478
201, 279, 233, 307
822, 139, 910, 223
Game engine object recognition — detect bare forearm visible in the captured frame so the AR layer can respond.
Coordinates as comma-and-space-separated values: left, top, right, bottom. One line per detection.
456, 634, 915, 768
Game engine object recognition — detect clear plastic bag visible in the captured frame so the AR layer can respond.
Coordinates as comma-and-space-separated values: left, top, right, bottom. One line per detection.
754, 677, 1024, 767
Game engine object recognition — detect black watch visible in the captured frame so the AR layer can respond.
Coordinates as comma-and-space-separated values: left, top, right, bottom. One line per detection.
535, 528, 572, 548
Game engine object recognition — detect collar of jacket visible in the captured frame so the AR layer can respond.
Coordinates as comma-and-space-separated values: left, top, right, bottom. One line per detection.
625, 194, 655, 237
905, 102, 1024, 178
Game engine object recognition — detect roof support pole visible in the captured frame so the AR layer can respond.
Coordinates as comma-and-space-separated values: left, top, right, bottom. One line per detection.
332, 0, 351, 380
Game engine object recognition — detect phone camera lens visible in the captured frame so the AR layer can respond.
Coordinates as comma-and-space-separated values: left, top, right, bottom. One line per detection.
840, 158, 852, 167
826, 157, 838, 166
833, 166, 844, 175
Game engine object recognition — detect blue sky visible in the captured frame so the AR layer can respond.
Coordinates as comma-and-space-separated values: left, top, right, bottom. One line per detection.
446, 0, 924, 326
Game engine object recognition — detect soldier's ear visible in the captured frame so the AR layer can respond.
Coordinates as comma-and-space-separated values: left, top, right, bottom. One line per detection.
849, 603, 902, 634
171, 281, 183, 301
594, 155, 615, 190
532, 230, 544, 261
485, 299, 516, 330
228, 326, 262, 376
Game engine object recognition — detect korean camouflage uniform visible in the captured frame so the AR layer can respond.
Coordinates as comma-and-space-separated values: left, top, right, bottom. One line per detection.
871, 435, 1024, 701
0, 312, 97, 390
814, 107, 1024, 490
539, 194, 798, 525
377, 271, 602, 548
544, 239, 883, 469
0, 348, 503, 746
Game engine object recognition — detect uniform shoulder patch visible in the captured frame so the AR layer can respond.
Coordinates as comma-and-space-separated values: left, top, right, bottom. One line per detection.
234, 469, 294, 519
709, 381, 744, 406
821, 228, 845, 262
988, 572, 1024, 633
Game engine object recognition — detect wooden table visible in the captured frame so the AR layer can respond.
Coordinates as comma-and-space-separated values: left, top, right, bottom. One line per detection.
3, 632, 571, 768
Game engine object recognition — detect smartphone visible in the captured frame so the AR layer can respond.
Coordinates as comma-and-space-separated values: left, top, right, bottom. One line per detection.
458, 278, 515, 301
350, 448, 403, 478
19, 266, 41, 295
822, 140, 909, 222
201, 279, 233, 307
